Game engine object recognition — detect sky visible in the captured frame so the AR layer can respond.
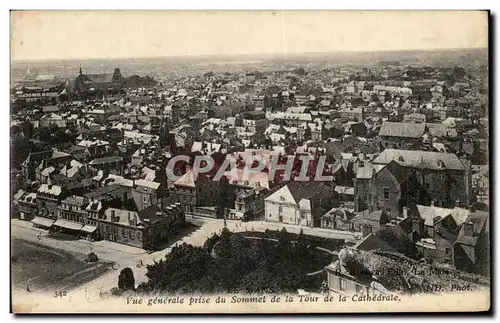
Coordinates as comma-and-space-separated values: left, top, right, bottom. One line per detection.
11, 10, 488, 61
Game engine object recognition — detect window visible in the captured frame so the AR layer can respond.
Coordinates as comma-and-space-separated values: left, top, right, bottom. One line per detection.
278, 205, 283, 214
383, 187, 389, 199
445, 248, 451, 256
363, 195, 368, 203
355, 284, 364, 295
339, 278, 347, 291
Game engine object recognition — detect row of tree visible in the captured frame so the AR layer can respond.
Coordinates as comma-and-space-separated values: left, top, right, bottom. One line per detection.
135, 228, 331, 295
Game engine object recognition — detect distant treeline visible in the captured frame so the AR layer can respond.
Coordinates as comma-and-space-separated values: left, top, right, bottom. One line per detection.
124, 75, 158, 88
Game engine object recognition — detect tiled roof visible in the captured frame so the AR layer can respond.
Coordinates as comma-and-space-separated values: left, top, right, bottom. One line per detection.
378, 121, 425, 138
373, 149, 467, 171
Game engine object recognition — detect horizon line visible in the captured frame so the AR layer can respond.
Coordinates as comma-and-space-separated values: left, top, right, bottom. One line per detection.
11, 47, 488, 64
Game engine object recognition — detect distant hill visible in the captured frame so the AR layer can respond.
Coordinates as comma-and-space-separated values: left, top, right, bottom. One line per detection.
10, 48, 488, 81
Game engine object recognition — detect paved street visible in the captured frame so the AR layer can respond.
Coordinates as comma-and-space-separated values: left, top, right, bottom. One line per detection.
11, 217, 357, 300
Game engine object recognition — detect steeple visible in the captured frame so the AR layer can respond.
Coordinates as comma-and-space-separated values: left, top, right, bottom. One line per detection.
79, 66, 83, 76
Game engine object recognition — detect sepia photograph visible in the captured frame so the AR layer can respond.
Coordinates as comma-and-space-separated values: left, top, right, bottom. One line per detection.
9, 10, 490, 314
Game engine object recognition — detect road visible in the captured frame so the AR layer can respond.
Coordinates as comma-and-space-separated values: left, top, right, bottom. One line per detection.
11, 217, 357, 300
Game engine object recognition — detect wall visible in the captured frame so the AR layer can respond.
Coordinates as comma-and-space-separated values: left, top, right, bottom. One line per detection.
326, 268, 371, 296
370, 168, 402, 218
99, 221, 144, 249
264, 200, 297, 224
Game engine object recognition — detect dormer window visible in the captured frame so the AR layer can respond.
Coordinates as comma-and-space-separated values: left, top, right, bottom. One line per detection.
436, 160, 445, 168
279, 196, 285, 202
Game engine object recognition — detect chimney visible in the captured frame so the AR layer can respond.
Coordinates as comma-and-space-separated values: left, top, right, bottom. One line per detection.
402, 207, 408, 219
412, 216, 422, 236
433, 216, 442, 235
128, 212, 132, 223
463, 221, 474, 237
361, 223, 372, 237
430, 200, 435, 207
468, 204, 476, 213
455, 199, 461, 208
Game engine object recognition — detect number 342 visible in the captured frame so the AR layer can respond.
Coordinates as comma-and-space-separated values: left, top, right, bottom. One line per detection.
54, 291, 67, 298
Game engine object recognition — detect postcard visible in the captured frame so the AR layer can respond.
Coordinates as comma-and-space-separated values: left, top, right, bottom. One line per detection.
10, 10, 490, 314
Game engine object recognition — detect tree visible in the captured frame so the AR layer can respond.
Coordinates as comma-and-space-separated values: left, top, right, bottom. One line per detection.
451, 66, 466, 80
293, 67, 306, 76
217, 227, 232, 259
376, 226, 417, 258
21, 121, 34, 138
295, 229, 309, 260
118, 267, 135, 291
37, 126, 52, 142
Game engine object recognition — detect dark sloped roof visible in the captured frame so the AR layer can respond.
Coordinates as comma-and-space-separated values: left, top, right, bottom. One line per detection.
384, 160, 412, 184
456, 211, 489, 247
354, 209, 388, 222
287, 181, 329, 203
325, 141, 344, 160
89, 156, 123, 165
241, 110, 266, 120
138, 205, 162, 224
84, 74, 114, 84
353, 233, 398, 252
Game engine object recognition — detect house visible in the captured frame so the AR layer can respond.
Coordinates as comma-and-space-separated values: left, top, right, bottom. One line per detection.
410, 203, 472, 263
339, 107, 364, 121
88, 156, 124, 174
334, 186, 355, 203
345, 121, 367, 137
17, 192, 38, 221
354, 160, 420, 218
346, 81, 365, 95
321, 207, 356, 231
378, 122, 425, 149
229, 188, 266, 221
372, 149, 473, 208
325, 248, 393, 297
171, 169, 221, 216
350, 209, 390, 233
21, 150, 55, 181
131, 179, 167, 212
453, 210, 489, 274
54, 195, 94, 237
240, 110, 268, 133
264, 181, 331, 227
98, 204, 185, 249
36, 183, 65, 220
403, 113, 426, 124
77, 139, 111, 161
